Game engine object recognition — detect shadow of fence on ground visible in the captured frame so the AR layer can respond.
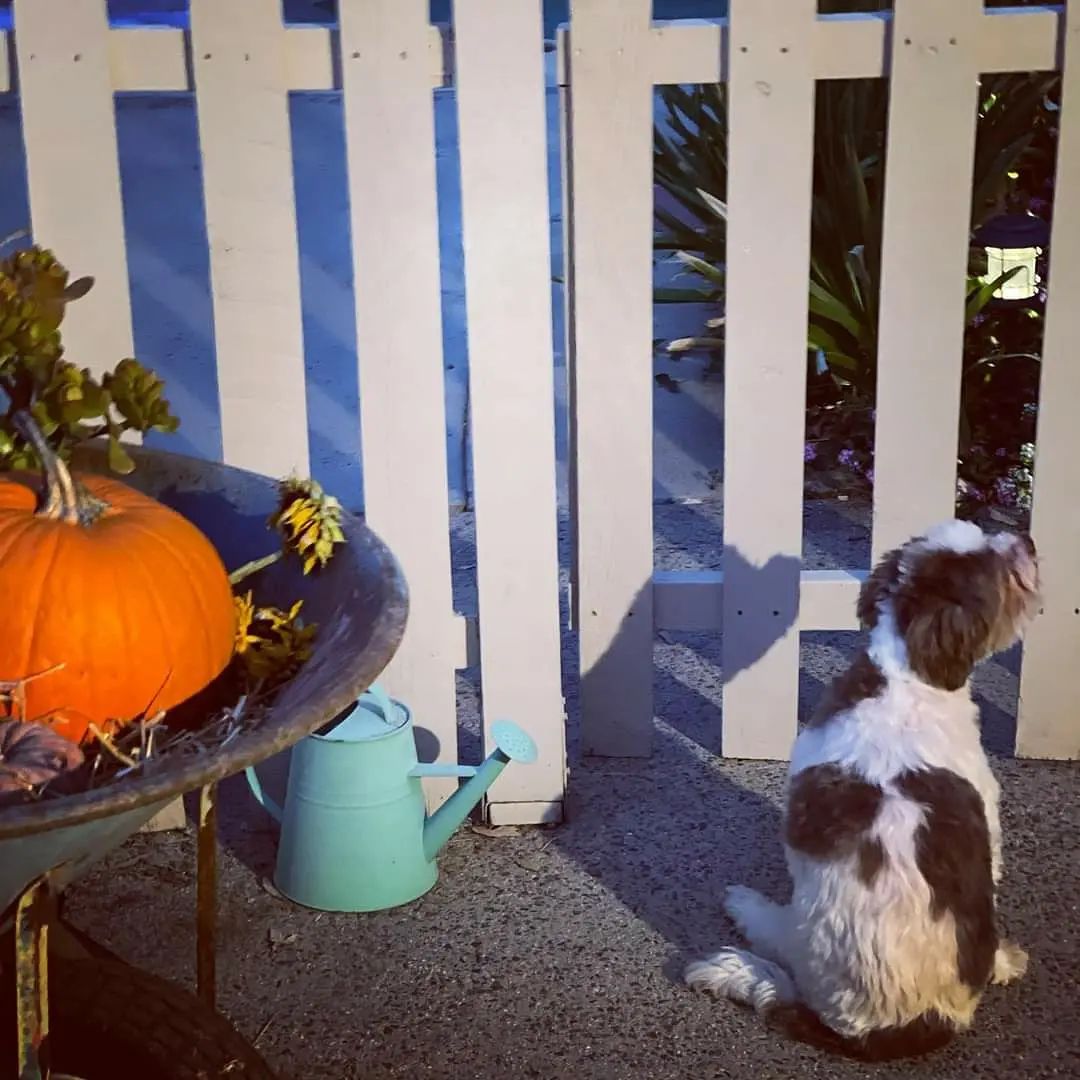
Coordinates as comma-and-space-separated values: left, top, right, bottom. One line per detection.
553, 552, 797, 972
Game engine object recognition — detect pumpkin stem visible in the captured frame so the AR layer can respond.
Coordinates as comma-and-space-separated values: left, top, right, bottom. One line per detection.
12, 410, 108, 526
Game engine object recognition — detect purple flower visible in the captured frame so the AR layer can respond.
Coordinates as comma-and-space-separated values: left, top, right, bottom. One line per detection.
994, 477, 1018, 507
838, 448, 858, 469
804, 442, 817, 463
957, 478, 986, 503
865, 468, 874, 484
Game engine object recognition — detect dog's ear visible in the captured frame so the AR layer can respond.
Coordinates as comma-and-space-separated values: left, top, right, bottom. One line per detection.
901, 603, 987, 691
894, 551, 1002, 691
857, 547, 903, 629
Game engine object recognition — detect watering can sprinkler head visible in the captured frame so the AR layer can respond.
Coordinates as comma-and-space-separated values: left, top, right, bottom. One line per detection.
412, 720, 538, 862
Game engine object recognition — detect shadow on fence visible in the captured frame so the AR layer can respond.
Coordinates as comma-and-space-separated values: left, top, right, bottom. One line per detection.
575, 547, 802, 760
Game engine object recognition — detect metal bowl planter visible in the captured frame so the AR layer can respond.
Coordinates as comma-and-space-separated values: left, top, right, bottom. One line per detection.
0, 443, 408, 1080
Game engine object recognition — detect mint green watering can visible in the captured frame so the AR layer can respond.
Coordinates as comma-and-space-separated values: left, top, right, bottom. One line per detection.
245, 684, 537, 912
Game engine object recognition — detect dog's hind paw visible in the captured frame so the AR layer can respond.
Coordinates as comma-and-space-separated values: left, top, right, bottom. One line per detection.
685, 948, 754, 998
684, 947, 796, 1011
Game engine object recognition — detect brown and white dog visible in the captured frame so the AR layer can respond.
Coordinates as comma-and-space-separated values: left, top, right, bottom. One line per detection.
685, 519, 1041, 1061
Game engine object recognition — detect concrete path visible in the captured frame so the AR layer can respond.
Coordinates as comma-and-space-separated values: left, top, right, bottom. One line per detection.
64, 667, 1079, 1080
63, 501, 1080, 1079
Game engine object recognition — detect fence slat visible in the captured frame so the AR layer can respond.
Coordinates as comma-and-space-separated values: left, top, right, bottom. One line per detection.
650, 22, 728, 85
1016, 4, 1080, 761
339, 0, 460, 807
108, 28, 188, 91
654, 570, 865, 634
559, 34, 579, 637
720, 0, 818, 760
978, 6, 1059, 75
567, 0, 654, 757
13, 0, 133, 378
189, 0, 309, 477
10, 7, 1058, 97
454, 0, 565, 816
871, 0, 983, 558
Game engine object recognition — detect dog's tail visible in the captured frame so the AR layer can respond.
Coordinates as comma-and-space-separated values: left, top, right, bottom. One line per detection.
685, 948, 955, 1063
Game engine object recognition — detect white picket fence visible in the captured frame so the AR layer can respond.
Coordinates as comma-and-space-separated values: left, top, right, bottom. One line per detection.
565, 0, 1078, 766
0, 1, 1076, 829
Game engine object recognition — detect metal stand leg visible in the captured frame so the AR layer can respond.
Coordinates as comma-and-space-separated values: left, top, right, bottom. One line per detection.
14, 877, 52, 1080
196, 782, 218, 1012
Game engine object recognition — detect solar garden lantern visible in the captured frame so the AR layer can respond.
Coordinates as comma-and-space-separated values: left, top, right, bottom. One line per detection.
972, 212, 1050, 302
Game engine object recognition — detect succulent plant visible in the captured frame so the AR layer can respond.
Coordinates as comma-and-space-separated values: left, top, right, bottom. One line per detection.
0, 241, 179, 475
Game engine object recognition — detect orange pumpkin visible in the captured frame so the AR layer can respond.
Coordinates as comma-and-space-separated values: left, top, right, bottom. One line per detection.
0, 419, 236, 745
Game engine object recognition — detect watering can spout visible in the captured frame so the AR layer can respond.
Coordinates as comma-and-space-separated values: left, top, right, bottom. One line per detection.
417, 721, 538, 863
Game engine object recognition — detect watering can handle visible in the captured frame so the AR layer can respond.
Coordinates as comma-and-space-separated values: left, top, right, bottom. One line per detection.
243, 681, 396, 824
358, 680, 396, 725
244, 765, 283, 823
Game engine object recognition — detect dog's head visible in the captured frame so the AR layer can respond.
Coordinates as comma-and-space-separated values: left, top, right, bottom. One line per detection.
857, 520, 1041, 691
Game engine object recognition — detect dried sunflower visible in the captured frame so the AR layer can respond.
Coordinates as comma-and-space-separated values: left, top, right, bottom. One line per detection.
233, 591, 318, 689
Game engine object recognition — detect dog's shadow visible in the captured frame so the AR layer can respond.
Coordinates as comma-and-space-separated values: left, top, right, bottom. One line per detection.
555, 695, 792, 986
552, 549, 803, 985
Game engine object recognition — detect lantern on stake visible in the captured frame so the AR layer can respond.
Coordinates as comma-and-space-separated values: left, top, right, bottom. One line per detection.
972, 212, 1050, 303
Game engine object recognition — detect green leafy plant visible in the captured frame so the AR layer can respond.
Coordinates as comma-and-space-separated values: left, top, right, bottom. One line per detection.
653, 64, 1059, 511
654, 75, 1052, 374
0, 240, 178, 474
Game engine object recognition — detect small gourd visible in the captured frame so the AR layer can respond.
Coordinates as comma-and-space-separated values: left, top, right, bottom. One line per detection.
0, 719, 84, 796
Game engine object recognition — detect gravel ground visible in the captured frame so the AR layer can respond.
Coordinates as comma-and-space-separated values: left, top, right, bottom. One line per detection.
62, 496, 1080, 1080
